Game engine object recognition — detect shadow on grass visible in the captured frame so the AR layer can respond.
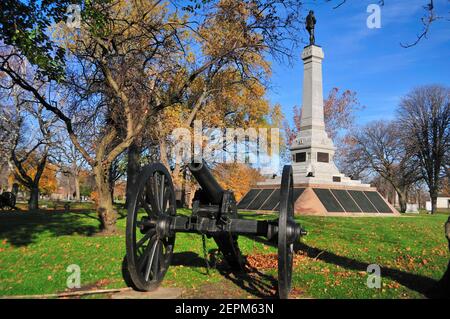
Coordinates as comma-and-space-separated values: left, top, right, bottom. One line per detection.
243, 234, 450, 299
0, 210, 100, 247
121, 249, 278, 298
298, 240, 450, 299
178, 249, 280, 298
215, 264, 278, 298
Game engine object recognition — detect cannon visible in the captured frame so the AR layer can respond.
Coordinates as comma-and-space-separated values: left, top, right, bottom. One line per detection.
125, 161, 306, 298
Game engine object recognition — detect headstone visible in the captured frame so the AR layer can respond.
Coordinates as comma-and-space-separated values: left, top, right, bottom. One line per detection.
406, 203, 419, 213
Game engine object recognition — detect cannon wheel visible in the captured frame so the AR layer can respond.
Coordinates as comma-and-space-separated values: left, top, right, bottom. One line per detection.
278, 165, 295, 299
126, 163, 176, 291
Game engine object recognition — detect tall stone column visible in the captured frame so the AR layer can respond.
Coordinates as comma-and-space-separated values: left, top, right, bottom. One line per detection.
289, 45, 339, 183
259, 44, 369, 187
300, 45, 325, 131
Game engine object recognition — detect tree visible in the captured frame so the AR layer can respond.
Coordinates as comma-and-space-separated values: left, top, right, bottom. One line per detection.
1, 1, 190, 232
0, 93, 56, 210
351, 121, 421, 213
1, 0, 306, 232
123, 0, 305, 207
336, 134, 371, 181
398, 85, 450, 214
51, 132, 87, 201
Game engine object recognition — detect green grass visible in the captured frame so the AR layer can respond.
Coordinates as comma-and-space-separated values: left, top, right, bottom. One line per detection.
0, 207, 448, 298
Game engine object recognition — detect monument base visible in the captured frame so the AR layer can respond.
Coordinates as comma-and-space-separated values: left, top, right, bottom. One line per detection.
238, 183, 399, 216
258, 174, 371, 188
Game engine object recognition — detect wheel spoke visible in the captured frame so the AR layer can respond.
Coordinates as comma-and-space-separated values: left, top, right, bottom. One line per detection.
152, 240, 161, 277
144, 239, 159, 281
138, 241, 153, 272
163, 186, 169, 214
142, 198, 153, 215
153, 173, 160, 213
136, 229, 154, 248
160, 174, 165, 212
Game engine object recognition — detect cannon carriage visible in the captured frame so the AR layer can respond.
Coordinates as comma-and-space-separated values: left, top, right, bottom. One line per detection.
125, 160, 306, 298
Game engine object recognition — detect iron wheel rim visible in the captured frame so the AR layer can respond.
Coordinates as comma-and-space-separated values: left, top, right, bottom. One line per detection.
126, 163, 176, 291
278, 165, 294, 299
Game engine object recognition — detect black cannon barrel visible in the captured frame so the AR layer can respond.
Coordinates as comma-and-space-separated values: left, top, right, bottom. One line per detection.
188, 160, 224, 205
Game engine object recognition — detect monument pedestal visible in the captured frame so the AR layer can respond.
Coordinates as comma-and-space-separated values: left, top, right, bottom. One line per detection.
238, 45, 397, 216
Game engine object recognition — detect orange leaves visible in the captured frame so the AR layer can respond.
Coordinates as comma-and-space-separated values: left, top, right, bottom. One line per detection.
39, 162, 58, 195
9, 158, 58, 195
246, 253, 307, 270
90, 191, 99, 204
213, 163, 264, 201
246, 253, 278, 269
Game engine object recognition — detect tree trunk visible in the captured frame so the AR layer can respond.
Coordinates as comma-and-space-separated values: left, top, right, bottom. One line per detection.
430, 187, 438, 214
74, 174, 81, 201
94, 164, 117, 233
392, 189, 396, 207
109, 166, 115, 205
431, 196, 437, 214
110, 182, 115, 204
398, 193, 407, 213
397, 189, 408, 213
125, 142, 140, 209
28, 186, 39, 211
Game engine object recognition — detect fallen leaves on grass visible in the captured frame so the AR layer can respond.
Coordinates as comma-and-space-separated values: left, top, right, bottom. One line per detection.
246, 253, 307, 269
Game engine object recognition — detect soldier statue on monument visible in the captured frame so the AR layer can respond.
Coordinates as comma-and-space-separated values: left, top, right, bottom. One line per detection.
306, 10, 316, 45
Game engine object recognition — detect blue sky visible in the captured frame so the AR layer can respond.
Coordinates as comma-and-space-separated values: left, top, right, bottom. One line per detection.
268, 0, 450, 126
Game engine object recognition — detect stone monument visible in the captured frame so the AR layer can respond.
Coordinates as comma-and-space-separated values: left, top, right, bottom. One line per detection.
260, 30, 368, 187
237, 14, 398, 216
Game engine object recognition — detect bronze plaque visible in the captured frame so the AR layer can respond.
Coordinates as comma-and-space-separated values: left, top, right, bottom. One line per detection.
317, 152, 329, 163
333, 176, 341, 183
295, 152, 306, 163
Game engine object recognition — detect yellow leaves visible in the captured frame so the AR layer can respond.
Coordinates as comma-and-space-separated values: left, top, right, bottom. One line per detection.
198, 0, 270, 77
9, 158, 58, 195
213, 163, 264, 201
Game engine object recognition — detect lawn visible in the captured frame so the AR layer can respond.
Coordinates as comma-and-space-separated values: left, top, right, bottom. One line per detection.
0, 206, 449, 299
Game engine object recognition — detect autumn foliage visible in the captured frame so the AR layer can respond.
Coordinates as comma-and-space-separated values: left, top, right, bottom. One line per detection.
213, 163, 264, 201
8, 158, 57, 195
